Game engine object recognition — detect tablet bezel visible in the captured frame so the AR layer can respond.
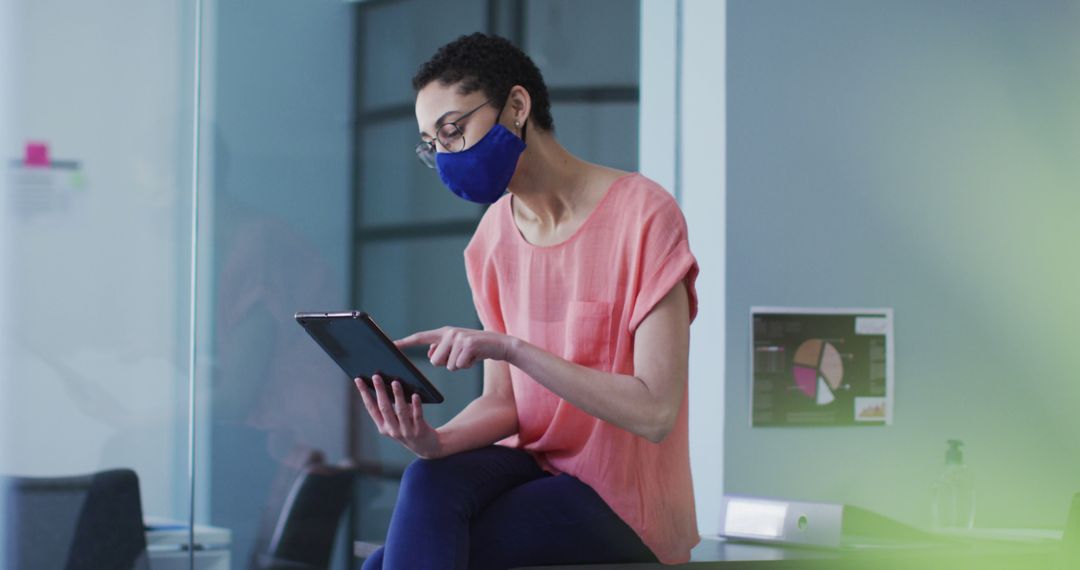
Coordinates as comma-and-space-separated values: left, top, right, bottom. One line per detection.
295, 311, 444, 404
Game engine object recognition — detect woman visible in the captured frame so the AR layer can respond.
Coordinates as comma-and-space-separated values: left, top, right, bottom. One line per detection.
358, 33, 700, 569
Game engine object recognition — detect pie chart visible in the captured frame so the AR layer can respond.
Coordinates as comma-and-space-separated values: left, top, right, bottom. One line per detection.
792, 339, 843, 405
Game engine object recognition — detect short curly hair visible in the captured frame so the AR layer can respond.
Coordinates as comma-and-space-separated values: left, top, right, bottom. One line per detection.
412, 33, 555, 132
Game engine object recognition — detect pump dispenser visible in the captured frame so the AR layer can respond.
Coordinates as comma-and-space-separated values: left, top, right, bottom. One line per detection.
932, 439, 976, 528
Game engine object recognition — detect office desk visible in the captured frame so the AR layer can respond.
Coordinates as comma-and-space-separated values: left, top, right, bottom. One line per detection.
145, 519, 232, 570
513, 534, 1061, 569
356, 533, 1062, 569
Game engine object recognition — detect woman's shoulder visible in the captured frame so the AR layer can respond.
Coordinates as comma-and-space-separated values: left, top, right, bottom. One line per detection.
608, 172, 685, 224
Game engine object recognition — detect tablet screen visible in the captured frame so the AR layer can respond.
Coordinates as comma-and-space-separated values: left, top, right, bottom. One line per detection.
295, 311, 444, 404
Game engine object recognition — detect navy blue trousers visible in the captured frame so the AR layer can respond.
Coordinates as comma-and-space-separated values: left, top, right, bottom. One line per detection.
361, 445, 657, 570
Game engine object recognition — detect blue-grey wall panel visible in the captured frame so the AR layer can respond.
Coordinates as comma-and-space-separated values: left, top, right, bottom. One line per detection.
726, 0, 1080, 529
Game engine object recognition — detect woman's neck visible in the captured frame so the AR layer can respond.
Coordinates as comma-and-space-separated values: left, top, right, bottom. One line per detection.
506, 130, 593, 228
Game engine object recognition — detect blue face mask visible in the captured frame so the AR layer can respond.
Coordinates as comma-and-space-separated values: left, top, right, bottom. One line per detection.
435, 123, 526, 204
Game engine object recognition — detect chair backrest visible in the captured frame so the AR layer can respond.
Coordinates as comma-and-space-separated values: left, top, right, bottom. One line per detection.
1, 468, 149, 570
259, 462, 355, 569
250, 447, 327, 567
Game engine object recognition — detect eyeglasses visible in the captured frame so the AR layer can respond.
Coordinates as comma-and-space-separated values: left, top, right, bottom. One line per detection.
415, 98, 493, 169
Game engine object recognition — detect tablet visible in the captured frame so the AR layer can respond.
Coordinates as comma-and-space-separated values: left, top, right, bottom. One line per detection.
295, 311, 444, 404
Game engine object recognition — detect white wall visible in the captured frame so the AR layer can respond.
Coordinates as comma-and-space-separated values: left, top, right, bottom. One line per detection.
640, 0, 727, 536
680, 0, 727, 538
639, 0, 678, 195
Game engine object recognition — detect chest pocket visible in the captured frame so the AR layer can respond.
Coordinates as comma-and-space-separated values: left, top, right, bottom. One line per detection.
563, 300, 613, 371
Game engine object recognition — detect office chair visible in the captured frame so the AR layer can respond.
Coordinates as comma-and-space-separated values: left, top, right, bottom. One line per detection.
1, 468, 150, 570
252, 453, 357, 570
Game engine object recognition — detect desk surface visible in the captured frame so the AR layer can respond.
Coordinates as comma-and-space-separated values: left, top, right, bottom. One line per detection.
144, 517, 232, 548
357, 533, 1062, 569
145, 519, 232, 570
518, 534, 1061, 569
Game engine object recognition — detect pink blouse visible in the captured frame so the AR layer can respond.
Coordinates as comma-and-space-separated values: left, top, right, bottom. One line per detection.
463, 173, 700, 564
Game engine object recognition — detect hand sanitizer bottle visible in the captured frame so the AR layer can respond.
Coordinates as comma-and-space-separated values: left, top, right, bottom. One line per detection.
931, 439, 976, 529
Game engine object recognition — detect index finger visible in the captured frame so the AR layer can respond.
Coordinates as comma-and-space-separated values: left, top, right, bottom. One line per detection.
394, 329, 443, 348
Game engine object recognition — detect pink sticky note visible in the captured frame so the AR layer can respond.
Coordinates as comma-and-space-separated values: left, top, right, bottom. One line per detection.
25, 142, 50, 167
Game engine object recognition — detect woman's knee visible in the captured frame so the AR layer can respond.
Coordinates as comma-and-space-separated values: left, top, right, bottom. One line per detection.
399, 446, 534, 506
360, 546, 383, 570
401, 446, 507, 489
399, 455, 461, 498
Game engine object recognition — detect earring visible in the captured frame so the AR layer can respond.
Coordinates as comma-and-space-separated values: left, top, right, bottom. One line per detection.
514, 121, 520, 128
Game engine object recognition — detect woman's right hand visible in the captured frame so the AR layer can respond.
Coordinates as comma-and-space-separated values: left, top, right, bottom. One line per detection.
354, 374, 444, 459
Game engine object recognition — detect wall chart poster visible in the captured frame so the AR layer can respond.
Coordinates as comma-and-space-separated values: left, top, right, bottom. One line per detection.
750, 307, 894, 427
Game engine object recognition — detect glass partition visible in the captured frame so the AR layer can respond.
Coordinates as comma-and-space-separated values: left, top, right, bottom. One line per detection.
194, 1, 355, 568
1, 0, 201, 567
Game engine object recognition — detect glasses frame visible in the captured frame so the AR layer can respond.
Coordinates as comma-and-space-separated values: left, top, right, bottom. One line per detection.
415, 98, 494, 168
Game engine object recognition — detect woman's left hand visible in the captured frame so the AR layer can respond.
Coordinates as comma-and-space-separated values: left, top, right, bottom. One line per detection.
395, 327, 516, 371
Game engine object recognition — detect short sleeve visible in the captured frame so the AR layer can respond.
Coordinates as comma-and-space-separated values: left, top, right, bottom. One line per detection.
464, 239, 507, 334
627, 200, 699, 334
